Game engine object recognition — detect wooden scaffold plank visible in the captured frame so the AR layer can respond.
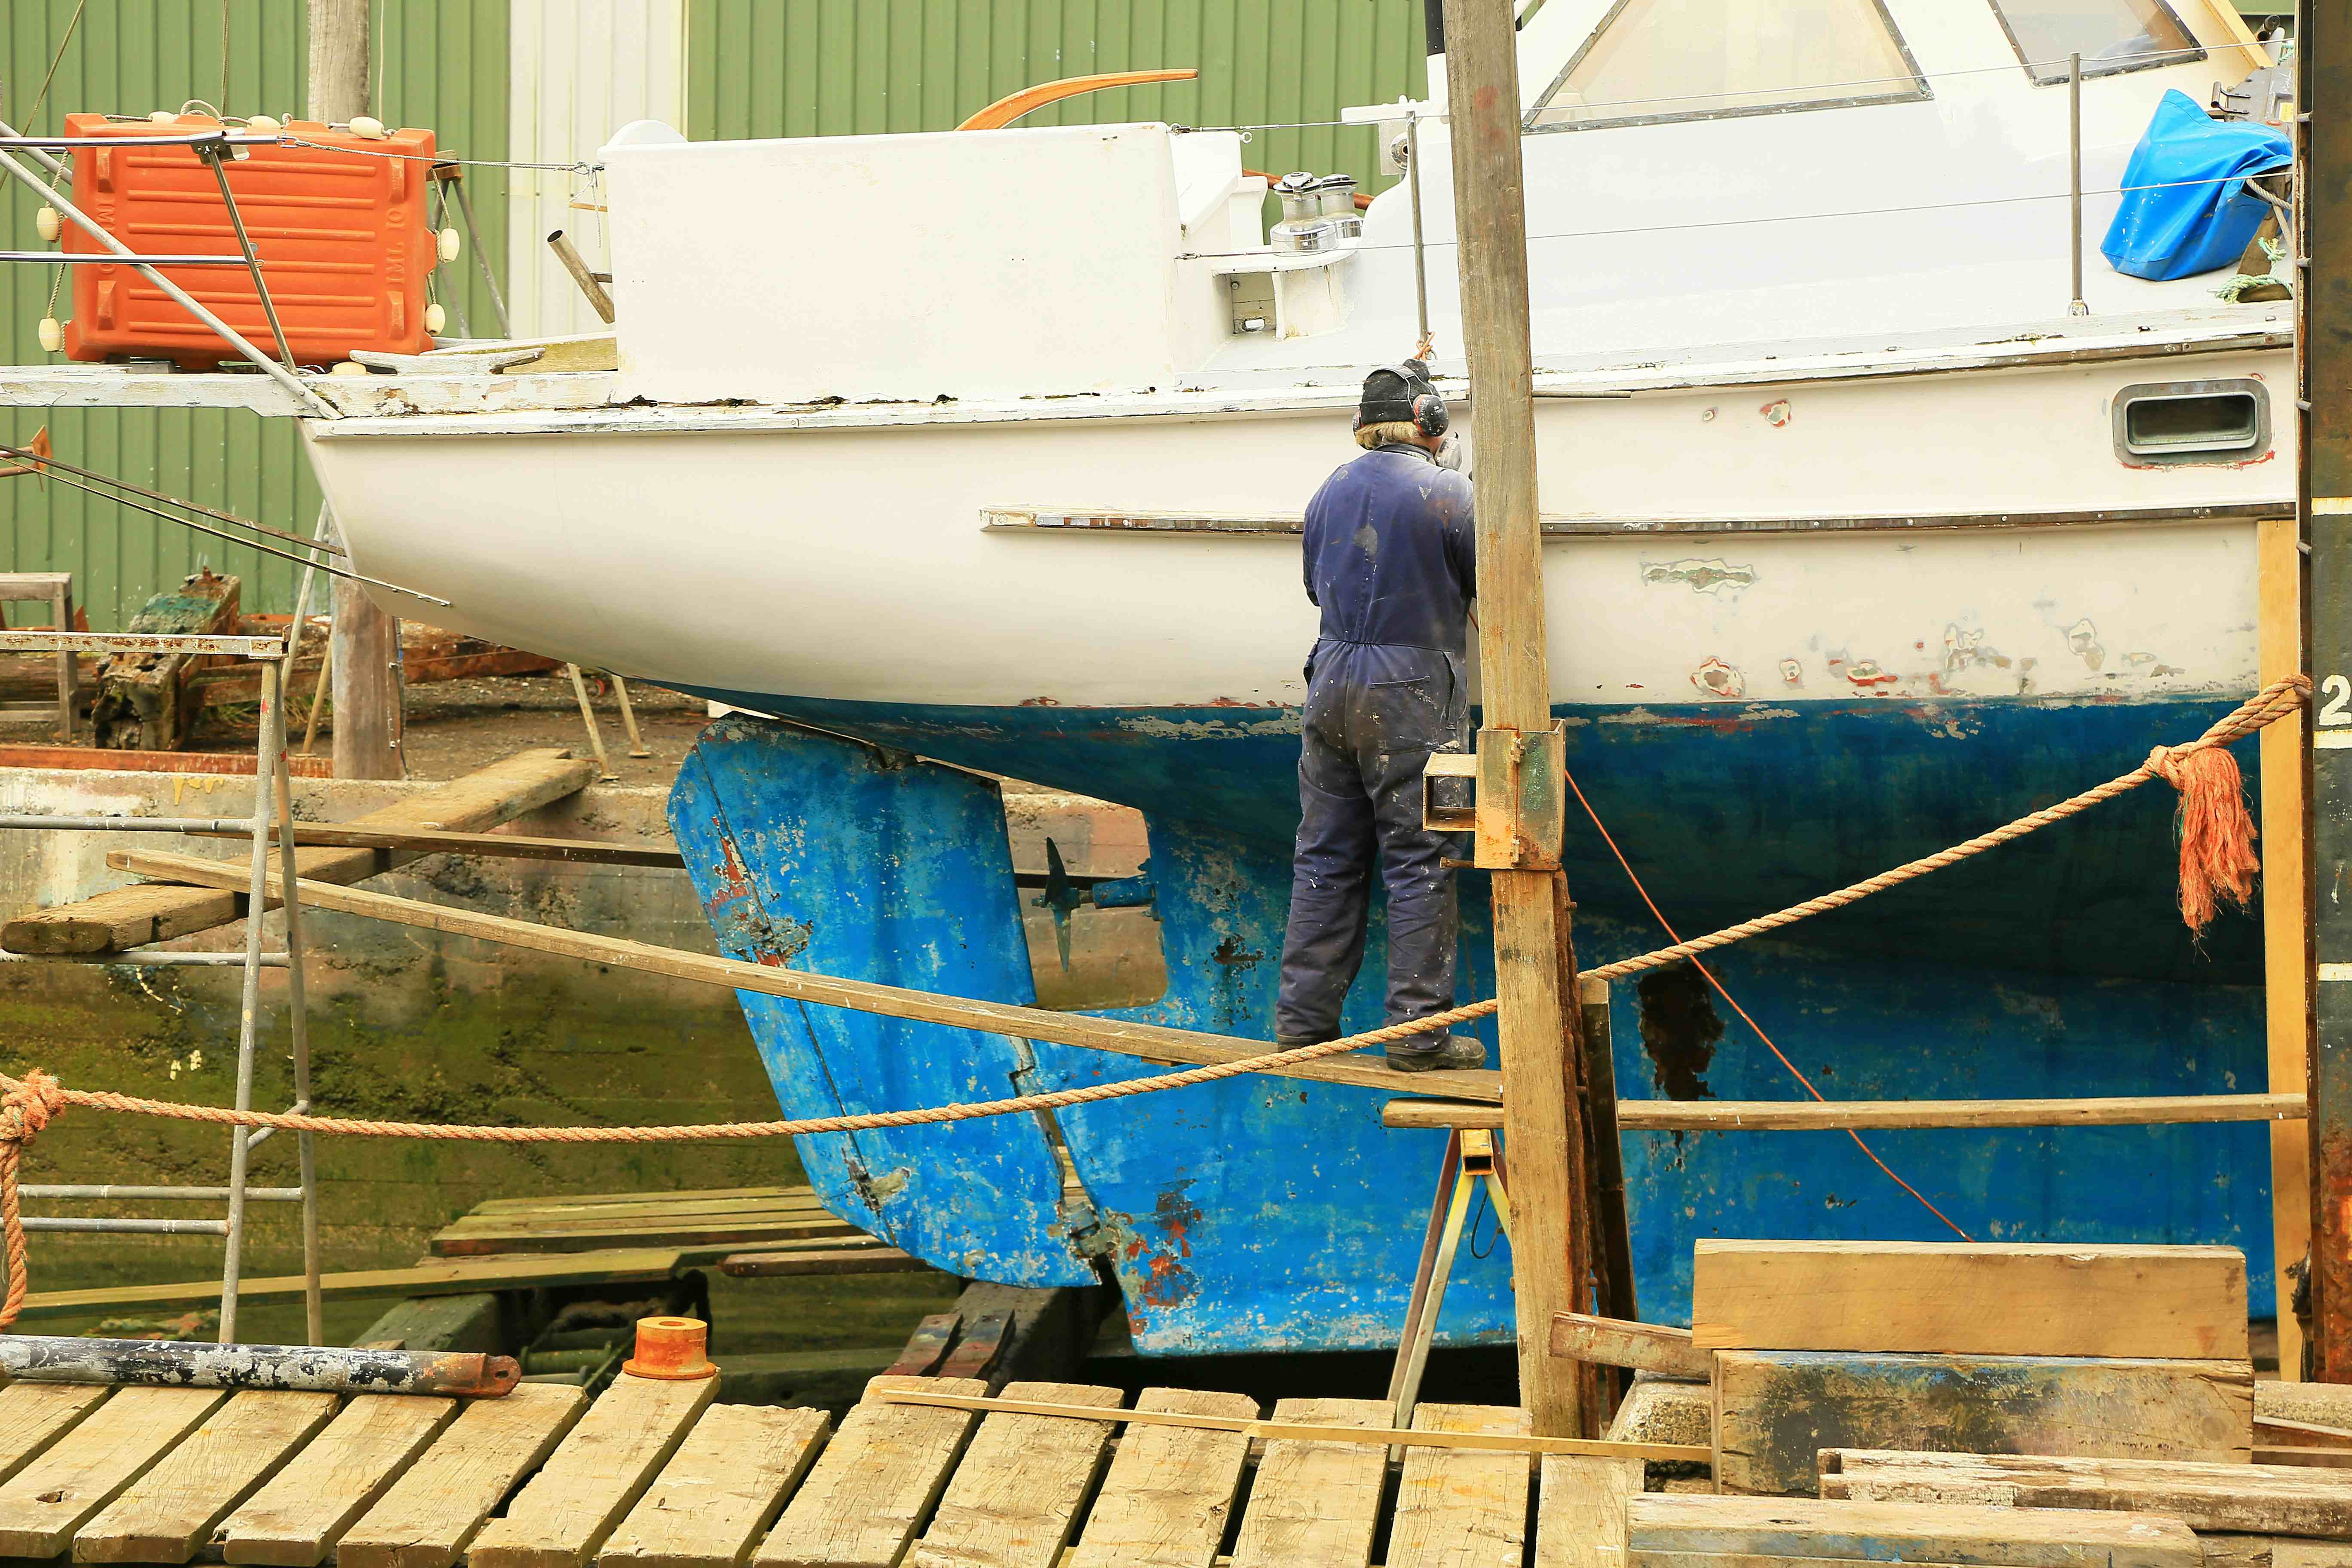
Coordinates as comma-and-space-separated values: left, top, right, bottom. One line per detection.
1388, 1403, 1535, 1568
908, 1381, 1122, 1568
1713, 1352, 2255, 1497
0, 1383, 110, 1485
4, 747, 594, 955
1821, 1449, 2352, 1537
1689, 1241, 2251, 1360
597, 1405, 831, 1568
75, 1390, 339, 1564
1625, 1494, 2204, 1568
0, 1386, 225, 1558
337, 1384, 588, 1568
753, 1376, 989, 1568
1068, 1388, 1257, 1568
215, 1394, 460, 1566
1226, 1398, 1391, 1568
468, 1373, 720, 1568
1534, 1454, 1648, 1568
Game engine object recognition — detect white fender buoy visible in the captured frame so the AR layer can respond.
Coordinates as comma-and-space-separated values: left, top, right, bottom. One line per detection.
35, 207, 59, 242
437, 227, 460, 262
348, 115, 387, 141
149, 110, 177, 123
423, 302, 447, 334
329, 360, 370, 376
37, 318, 63, 353
246, 114, 282, 133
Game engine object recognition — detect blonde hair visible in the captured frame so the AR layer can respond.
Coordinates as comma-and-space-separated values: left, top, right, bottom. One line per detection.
1356, 420, 1423, 450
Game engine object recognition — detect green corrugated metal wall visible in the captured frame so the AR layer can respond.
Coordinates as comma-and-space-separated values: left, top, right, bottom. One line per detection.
686, 1, 1429, 202
5, 1, 1420, 626
0, 0, 508, 629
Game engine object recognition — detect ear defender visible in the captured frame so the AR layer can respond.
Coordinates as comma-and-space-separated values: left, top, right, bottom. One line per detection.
1411, 390, 1449, 438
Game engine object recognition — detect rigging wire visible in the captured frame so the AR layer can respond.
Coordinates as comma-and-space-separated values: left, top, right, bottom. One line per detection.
1561, 764, 1975, 1242
16, 464, 449, 606
0, 444, 346, 555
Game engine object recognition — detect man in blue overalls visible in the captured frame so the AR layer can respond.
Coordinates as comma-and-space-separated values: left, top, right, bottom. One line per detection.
1274, 361, 1486, 1073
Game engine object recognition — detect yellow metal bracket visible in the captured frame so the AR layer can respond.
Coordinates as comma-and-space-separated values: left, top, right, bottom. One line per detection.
1420, 722, 1568, 869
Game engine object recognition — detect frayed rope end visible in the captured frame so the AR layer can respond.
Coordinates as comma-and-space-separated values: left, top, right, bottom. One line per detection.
2146, 742, 2261, 934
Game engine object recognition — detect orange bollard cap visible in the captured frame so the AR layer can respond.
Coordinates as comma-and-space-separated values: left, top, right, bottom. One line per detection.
622, 1315, 717, 1380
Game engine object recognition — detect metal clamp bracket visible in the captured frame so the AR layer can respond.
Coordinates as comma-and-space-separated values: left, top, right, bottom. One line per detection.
1419, 723, 1567, 870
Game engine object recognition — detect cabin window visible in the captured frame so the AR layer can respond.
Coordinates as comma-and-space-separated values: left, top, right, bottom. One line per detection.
1523, 0, 1929, 133
2110, 378, 2269, 465
1986, 0, 2202, 85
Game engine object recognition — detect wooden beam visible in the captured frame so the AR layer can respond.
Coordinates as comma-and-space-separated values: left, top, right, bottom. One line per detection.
1441, 0, 1588, 1441
74, 1390, 339, 1564
1548, 1313, 1712, 1380
217, 1395, 462, 1566
1689, 1240, 2250, 1360
106, 847, 1506, 1103
754, 1375, 990, 1568
1822, 1449, 2352, 1537
906, 1381, 1121, 1568
597, 1405, 830, 1568
469, 1374, 720, 1568
8, 1246, 686, 1323
336, 1385, 588, 1568
1626, 1494, 2203, 1568
1387, 1403, 1534, 1568
5, 748, 594, 954
2261, 509, 2313, 1382
865, 1389, 1709, 1461
1068, 1388, 1256, 1568
189, 822, 683, 868
1384, 1093, 2309, 1132
1713, 1351, 2255, 1497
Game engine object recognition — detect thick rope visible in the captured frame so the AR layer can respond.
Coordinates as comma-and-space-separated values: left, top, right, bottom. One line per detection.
1580, 674, 2309, 983
0, 674, 2308, 1327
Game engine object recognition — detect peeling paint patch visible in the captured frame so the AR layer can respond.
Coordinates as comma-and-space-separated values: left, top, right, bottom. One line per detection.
1117, 714, 1299, 740
1760, 398, 1793, 427
1642, 557, 1757, 594
1944, 624, 2012, 672
1690, 658, 1745, 699
2067, 618, 2106, 671
1779, 658, 1803, 687
1844, 660, 1897, 688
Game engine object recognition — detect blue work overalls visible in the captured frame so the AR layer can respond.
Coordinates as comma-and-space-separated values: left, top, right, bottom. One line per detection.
1274, 442, 1476, 1048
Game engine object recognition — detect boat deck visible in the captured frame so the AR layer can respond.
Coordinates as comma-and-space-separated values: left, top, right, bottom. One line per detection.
0, 1369, 1636, 1567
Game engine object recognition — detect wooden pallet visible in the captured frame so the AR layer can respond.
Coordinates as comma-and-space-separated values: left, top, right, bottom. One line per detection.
0, 1373, 1647, 1567
429, 1186, 876, 1261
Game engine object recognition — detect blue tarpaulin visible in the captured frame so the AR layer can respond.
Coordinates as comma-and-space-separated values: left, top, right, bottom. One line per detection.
2101, 89, 2290, 281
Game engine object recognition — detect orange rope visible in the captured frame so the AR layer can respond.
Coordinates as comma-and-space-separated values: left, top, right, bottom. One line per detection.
1562, 766, 1972, 1240
0, 674, 2308, 1326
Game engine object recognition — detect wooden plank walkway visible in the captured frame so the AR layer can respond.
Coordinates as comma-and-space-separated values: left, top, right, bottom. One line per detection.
0, 1372, 1651, 1565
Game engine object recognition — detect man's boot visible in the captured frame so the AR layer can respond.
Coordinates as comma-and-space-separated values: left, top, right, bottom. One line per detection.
1384, 1034, 1488, 1072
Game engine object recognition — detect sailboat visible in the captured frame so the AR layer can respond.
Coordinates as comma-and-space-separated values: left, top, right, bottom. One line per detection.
276, 0, 2293, 1351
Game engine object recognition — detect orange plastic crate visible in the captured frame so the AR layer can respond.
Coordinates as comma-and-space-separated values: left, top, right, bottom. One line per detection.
60, 112, 439, 369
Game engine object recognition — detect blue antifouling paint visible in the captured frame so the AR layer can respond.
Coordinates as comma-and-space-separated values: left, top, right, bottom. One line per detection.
668, 717, 1094, 1285
2102, 89, 2290, 280
669, 689, 2278, 1351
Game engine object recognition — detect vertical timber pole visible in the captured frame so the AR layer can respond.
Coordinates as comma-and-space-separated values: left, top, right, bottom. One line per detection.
2303, 0, 2352, 1380
1440, 0, 1591, 1437
309, 0, 402, 781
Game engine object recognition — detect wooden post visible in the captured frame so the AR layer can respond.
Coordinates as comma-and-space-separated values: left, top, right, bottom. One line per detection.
2302, 0, 2352, 1380
307, 0, 402, 781
1440, 0, 1589, 1438
2262, 512, 2312, 1380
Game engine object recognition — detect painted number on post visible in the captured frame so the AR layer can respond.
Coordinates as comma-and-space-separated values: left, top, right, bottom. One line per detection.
2324, 674, 2352, 727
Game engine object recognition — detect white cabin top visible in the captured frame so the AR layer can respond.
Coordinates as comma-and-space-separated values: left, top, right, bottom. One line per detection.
593, 0, 2273, 406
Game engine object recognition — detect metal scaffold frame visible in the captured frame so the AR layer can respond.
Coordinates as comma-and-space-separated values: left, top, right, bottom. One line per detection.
0, 618, 325, 1346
